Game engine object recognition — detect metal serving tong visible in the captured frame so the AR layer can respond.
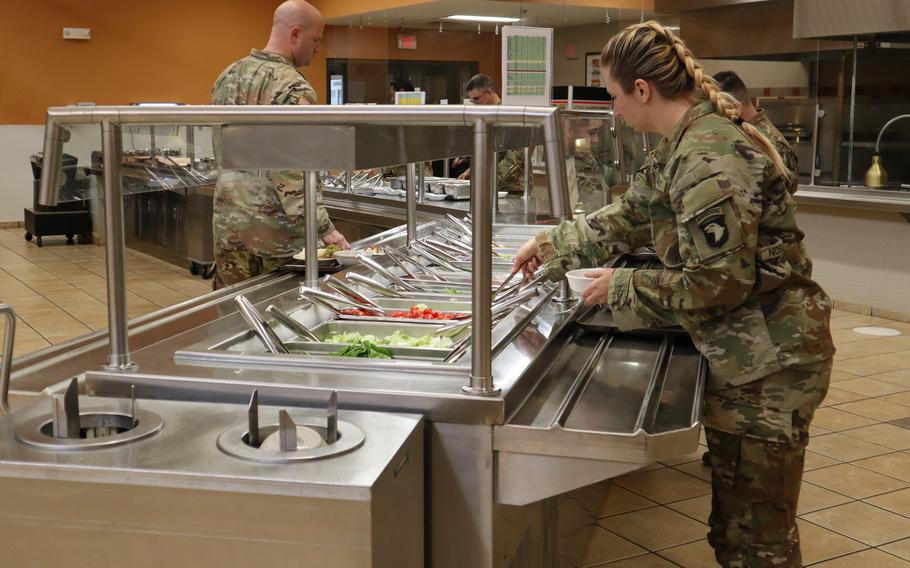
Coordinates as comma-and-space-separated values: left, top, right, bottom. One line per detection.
357, 254, 421, 292
387, 247, 446, 281
234, 295, 289, 354
299, 286, 387, 316
322, 275, 384, 310
345, 272, 404, 297
265, 305, 320, 342
432, 287, 540, 339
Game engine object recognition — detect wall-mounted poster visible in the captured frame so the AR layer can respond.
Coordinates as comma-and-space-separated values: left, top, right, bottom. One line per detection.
501, 26, 553, 106
586, 53, 603, 88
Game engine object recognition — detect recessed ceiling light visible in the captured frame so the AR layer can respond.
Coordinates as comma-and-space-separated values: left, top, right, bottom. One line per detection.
443, 15, 521, 23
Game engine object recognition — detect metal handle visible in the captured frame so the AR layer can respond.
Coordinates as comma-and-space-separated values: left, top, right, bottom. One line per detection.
358, 254, 420, 292
323, 275, 383, 309
0, 304, 17, 415
265, 305, 320, 342
346, 272, 403, 297
299, 286, 386, 316
234, 295, 289, 355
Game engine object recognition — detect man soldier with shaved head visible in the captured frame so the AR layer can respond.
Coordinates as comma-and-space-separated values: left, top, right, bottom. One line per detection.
210, 0, 349, 288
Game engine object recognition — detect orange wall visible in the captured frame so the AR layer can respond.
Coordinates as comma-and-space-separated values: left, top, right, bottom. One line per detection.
1, 0, 502, 124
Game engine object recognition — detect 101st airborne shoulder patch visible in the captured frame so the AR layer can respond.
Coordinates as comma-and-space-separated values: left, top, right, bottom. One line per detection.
687, 198, 744, 263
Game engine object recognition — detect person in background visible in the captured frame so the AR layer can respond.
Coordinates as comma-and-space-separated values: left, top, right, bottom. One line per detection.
714, 70, 800, 191
513, 21, 833, 567
388, 79, 416, 103
210, 0, 348, 289
456, 74, 527, 194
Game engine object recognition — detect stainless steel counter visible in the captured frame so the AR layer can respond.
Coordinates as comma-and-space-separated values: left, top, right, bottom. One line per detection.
796, 183, 910, 216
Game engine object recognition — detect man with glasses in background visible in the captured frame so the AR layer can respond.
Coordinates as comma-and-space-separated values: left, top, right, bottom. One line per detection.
455, 74, 527, 194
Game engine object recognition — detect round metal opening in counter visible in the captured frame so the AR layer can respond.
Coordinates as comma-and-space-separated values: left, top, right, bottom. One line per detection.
14, 410, 164, 451
217, 416, 365, 463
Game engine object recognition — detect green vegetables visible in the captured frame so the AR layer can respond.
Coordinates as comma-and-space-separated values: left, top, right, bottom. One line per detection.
333, 340, 393, 359
327, 331, 454, 349
443, 288, 467, 295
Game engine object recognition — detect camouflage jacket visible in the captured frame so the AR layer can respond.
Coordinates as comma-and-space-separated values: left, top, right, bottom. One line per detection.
751, 109, 799, 194
211, 49, 334, 258
497, 150, 526, 194
536, 99, 835, 389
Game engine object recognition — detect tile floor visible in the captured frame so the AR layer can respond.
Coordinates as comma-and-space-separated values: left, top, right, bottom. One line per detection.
556, 309, 910, 567
3, 229, 910, 567
0, 228, 212, 357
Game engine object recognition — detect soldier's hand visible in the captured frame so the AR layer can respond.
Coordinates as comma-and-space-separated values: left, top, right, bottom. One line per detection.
582, 268, 614, 306
453, 157, 466, 167
458, 169, 471, 180
513, 238, 541, 278
321, 230, 351, 250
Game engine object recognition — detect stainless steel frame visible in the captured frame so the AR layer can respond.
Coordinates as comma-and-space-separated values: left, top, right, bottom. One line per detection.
38, 104, 570, 392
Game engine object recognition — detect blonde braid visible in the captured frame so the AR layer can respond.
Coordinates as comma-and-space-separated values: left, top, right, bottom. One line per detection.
642, 21, 792, 182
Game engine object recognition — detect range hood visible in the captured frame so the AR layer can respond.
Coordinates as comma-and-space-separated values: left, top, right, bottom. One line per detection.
794, 0, 910, 40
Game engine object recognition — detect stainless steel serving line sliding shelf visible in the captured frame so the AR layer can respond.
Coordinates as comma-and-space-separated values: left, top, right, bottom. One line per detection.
9, 104, 709, 567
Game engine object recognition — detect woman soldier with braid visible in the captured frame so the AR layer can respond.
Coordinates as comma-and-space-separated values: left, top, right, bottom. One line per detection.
513, 21, 834, 567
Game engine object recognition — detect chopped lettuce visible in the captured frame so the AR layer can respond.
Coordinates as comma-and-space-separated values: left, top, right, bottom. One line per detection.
332, 340, 393, 359
326, 330, 453, 349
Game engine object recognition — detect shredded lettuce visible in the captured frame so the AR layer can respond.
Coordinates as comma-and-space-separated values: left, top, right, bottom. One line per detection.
326, 330, 453, 349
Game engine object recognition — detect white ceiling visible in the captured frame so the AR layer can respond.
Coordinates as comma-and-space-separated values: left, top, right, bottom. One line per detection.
326, 0, 659, 31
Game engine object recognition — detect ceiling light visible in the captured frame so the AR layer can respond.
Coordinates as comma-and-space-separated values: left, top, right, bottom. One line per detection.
443, 15, 521, 23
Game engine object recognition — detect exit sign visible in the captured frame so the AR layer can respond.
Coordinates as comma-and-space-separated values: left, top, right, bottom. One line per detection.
397, 34, 417, 50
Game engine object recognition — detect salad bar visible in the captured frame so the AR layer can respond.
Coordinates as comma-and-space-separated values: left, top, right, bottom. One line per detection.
1, 104, 707, 567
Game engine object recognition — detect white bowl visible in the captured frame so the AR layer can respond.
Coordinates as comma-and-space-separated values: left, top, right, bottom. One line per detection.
565, 269, 596, 294
334, 250, 366, 266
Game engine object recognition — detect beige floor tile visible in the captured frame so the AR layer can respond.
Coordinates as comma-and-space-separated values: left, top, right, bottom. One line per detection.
673, 460, 712, 483
11, 337, 50, 357
583, 483, 657, 519
865, 488, 910, 519
811, 407, 879, 432
835, 340, 910, 359
810, 423, 832, 437
834, 377, 910, 397
874, 370, 910, 389
666, 495, 711, 524
803, 463, 906, 499
834, 399, 910, 422
819, 387, 870, 408
802, 501, 910, 546
603, 554, 678, 567
797, 518, 867, 565
797, 482, 853, 515
600, 507, 707, 551
853, 452, 910, 483
612, 468, 712, 505
842, 424, 910, 451
809, 549, 910, 567
828, 369, 859, 382
804, 450, 842, 471
656, 539, 716, 568
882, 538, 910, 563
808, 432, 894, 462
835, 357, 905, 377
881, 392, 910, 409
562, 525, 646, 566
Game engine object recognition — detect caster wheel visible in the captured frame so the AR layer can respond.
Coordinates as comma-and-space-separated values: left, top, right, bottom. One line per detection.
36, 236, 43, 247
25, 232, 33, 242
189, 262, 200, 276
66, 234, 75, 245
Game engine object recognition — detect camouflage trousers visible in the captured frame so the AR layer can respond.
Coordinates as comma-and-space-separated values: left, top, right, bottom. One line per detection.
213, 248, 292, 290
702, 358, 832, 568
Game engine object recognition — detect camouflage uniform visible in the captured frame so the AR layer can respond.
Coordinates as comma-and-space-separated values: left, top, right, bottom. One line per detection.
536, 99, 835, 567
496, 150, 526, 194
751, 109, 799, 194
381, 163, 434, 179
211, 49, 336, 288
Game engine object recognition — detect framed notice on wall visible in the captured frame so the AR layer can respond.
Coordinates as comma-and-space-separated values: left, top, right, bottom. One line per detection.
501, 26, 553, 106
585, 53, 603, 88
